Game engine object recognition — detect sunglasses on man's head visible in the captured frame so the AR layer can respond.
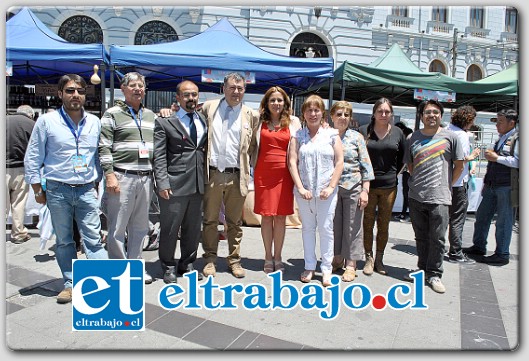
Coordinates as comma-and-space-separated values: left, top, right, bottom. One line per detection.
63, 87, 87, 95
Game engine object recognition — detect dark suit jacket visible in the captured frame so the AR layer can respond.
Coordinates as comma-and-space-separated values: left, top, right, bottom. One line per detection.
153, 112, 207, 196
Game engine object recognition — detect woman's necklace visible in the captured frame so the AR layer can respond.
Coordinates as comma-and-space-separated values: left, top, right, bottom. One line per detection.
268, 119, 281, 131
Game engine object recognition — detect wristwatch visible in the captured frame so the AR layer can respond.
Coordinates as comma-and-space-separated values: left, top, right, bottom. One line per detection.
34, 191, 44, 197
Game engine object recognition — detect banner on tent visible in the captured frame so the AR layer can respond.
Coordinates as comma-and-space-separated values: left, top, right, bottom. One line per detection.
202, 69, 255, 84
414, 89, 456, 102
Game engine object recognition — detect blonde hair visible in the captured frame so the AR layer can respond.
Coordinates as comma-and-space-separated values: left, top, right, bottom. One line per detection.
300, 94, 326, 124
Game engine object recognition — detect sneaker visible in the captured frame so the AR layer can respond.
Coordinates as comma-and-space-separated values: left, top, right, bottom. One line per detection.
57, 288, 73, 304
482, 254, 509, 266
203, 262, 217, 277
427, 276, 446, 294
399, 216, 411, 223
144, 271, 153, 284
229, 262, 246, 278
462, 245, 486, 256
448, 254, 476, 264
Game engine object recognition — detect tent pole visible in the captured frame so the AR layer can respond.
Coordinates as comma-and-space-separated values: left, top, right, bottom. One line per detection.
341, 78, 345, 100
109, 65, 115, 106
328, 77, 334, 125
100, 62, 106, 116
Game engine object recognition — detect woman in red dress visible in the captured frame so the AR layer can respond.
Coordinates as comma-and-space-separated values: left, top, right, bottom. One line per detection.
252, 86, 301, 274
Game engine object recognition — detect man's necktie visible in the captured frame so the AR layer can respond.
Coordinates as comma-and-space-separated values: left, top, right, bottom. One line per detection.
188, 112, 197, 145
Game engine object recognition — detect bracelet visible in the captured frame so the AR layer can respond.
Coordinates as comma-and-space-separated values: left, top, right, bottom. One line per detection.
361, 188, 369, 194
35, 191, 44, 197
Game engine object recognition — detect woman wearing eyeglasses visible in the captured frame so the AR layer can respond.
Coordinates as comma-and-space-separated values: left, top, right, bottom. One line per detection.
358, 98, 406, 276
330, 101, 374, 282
288, 95, 343, 287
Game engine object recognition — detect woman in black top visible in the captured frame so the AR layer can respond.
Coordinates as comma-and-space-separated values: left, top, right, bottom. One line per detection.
358, 98, 405, 275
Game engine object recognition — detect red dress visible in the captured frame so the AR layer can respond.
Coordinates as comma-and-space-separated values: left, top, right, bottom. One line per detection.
253, 122, 294, 216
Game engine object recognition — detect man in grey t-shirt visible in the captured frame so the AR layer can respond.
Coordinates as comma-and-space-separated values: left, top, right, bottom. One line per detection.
404, 100, 464, 294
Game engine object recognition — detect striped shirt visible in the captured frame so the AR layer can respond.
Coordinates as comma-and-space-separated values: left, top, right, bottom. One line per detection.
99, 100, 156, 174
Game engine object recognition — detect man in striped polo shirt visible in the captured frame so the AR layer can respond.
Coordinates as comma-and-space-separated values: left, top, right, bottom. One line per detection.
99, 72, 156, 284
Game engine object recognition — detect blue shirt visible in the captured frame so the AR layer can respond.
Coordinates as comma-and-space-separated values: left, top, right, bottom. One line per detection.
24, 107, 102, 185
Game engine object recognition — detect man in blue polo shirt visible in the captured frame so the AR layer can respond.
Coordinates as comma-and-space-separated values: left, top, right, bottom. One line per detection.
25, 74, 108, 304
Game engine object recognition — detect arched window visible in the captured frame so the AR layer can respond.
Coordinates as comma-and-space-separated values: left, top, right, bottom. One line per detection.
58, 16, 103, 43
290, 33, 328, 58
135, 21, 178, 45
429, 60, 447, 74
466, 64, 483, 81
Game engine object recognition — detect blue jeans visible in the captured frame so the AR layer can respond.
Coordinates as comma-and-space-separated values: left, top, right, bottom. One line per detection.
409, 198, 449, 279
46, 180, 108, 288
472, 185, 513, 259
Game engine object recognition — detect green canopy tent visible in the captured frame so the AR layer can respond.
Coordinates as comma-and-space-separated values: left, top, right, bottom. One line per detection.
305, 44, 518, 113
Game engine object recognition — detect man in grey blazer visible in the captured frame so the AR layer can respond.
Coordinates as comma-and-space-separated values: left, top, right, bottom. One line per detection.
153, 80, 206, 284
200, 72, 260, 278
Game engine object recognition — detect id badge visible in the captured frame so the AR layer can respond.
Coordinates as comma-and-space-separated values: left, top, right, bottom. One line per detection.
138, 143, 149, 159
72, 155, 88, 173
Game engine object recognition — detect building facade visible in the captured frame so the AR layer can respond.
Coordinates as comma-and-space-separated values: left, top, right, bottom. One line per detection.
20, 5, 518, 79
7, 5, 518, 116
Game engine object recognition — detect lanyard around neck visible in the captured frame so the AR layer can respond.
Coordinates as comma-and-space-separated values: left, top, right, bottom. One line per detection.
59, 107, 85, 156
129, 106, 144, 144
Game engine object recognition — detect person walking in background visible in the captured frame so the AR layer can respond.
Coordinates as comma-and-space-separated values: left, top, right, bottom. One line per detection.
405, 100, 464, 293
252, 86, 301, 274
200, 72, 260, 278
393, 122, 413, 223
288, 95, 343, 287
446, 105, 481, 264
358, 98, 405, 276
153, 80, 206, 284
25, 74, 108, 304
99, 72, 156, 284
330, 101, 374, 282
464, 109, 519, 266
6, 105, 35, 244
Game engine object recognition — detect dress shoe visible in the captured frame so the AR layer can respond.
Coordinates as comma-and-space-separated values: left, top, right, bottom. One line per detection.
57, 288, 73, 304
177, 265, 204, 281
12, 234, 31, 244
462, 245, 486, 256
163, 267, 177, 284
482, 253, 509, 266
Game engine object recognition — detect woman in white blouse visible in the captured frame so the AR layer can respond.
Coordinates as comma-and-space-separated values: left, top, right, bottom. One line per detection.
288, 95, 344, 287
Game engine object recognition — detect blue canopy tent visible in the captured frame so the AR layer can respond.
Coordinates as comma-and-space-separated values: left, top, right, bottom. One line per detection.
6, 7, 109, 112
108, 17, 334, 98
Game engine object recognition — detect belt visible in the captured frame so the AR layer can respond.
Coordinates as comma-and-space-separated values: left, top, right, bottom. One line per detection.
49, 180, 94, 188
114, 167, 152, 176
209, 166, 239, 174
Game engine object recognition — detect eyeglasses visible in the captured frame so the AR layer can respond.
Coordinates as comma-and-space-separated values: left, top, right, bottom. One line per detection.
63, 87, 86, 95
181, 92, 198, 98
424, 109, 441, 115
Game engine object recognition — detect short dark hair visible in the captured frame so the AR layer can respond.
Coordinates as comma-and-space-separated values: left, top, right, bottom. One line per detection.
498, 108, 518, 123
418, 99, 444, 117
58, 74, 86, 91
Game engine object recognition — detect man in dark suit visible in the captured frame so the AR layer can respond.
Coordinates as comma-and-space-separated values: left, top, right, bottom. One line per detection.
153, 80, 206, 283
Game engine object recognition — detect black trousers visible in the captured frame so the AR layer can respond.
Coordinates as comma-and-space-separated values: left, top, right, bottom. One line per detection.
448, 184, 469, 257
158, 192, 203, 272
